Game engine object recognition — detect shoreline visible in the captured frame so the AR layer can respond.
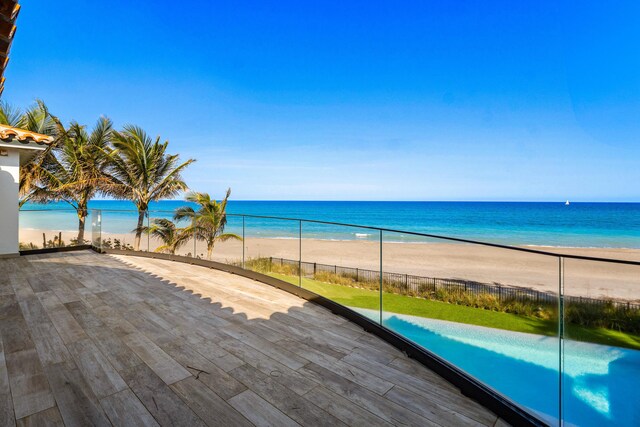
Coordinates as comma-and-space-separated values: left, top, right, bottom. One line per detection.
18, 226, 640, 251
19, 228, 640, 301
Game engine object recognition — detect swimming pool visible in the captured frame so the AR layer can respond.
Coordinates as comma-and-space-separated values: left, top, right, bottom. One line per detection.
354, 308, 640, 426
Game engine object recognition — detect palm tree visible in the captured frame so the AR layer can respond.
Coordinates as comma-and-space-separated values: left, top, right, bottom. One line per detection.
142, 218, 188, 255
0, 100, 62, 206
174, 189, 241, 260
0, 100, 24, 127
32, 117, 113, 243
107, 125, 195, 251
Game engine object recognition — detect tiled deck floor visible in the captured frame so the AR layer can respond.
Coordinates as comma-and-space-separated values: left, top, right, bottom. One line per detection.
0, 250, 506, 426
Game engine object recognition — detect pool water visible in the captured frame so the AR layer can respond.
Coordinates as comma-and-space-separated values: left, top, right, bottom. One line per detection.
354, 308, 640, 426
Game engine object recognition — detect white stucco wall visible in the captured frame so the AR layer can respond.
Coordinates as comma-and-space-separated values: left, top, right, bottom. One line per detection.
0, 149, 19, 256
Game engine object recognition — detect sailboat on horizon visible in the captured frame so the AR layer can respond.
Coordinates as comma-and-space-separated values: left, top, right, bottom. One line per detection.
565, 200, 570, 206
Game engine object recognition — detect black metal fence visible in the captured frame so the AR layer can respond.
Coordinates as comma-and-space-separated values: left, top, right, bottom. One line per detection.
269, 257, 640, 311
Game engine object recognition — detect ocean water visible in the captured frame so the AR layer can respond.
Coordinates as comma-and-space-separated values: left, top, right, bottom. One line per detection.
355, 308, 640, 427
20, 201, 640, 248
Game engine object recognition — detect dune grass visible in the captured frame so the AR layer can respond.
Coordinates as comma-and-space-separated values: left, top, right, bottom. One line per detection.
268, 272, 640, 350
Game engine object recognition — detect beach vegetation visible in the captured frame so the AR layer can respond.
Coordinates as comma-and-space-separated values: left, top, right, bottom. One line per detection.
266, 271, 640, 350
141, 218, 190, 255
106, 125, 195, 250
245, 257, 640, 348
100, 238, 134, 251
19, 242, 39, 250
174, 189, 242, 260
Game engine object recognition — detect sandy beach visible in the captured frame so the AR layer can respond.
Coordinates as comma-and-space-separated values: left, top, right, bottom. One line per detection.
19, 228, 640, 301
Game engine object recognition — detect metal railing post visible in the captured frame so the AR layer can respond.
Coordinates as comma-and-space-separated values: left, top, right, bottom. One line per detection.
193, 222, 196, 258
299, 220, 302, 287
379, 229, 383, 325
146, 211, 150, 252
242, 216, 246, 269
558, 256, 564, 425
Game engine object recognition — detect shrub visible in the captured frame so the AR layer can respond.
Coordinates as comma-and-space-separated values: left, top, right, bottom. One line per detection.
244, 256, 639, 334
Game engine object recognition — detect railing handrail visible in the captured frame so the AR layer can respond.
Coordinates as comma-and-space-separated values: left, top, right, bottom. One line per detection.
21, 207, 640, 266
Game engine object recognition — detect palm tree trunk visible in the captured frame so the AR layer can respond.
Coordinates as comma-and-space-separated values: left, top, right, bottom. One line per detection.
134, 211, 145, 251
207, 242, 214, 260
77, 215, 86, 243
77, 205, 88, 244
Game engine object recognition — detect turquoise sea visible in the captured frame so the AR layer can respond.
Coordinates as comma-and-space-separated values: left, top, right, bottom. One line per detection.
20, 201, 640, 249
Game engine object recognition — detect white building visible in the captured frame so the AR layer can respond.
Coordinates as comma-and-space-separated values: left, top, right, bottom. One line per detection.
0, 124, 52, 257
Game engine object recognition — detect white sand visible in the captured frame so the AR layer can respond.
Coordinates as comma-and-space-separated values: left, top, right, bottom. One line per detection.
19, 228, 640, 301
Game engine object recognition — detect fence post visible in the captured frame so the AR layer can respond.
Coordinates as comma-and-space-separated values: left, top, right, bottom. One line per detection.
356, 268, 359, 282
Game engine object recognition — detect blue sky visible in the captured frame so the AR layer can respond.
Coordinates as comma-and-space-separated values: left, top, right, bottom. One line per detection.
6, 1, 640, 201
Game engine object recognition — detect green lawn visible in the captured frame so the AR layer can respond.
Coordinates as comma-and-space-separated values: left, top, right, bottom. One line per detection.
269, 272, 640, 350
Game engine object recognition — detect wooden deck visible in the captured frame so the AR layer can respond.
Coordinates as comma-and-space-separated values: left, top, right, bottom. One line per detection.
0, 250, 506, 426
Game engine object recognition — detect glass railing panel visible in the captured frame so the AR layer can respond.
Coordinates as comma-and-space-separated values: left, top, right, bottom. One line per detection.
144, 209, 191, 256
98, 209, 143, 252
242, 216, 301, 279
562, 257, 640, 427
90, 209, 102, 249
299, 221, 381, 320
199, 214, 244, 263
382, 232, 561, 426
19, 208, 89, 249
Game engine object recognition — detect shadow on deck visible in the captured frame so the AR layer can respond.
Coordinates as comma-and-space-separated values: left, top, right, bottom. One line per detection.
0, 250, 503, 426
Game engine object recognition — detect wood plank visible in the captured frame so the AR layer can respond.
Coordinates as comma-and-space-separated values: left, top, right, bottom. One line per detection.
45, 361, 111, 427
18, 298, 72, 367
6, 348, 56, 419
87, 328, 144, 374
64, 301, 104, 332
121, 362, 206, 427
0, 336, 16, 427
122, 333, 191, 385
155, 337, 247, 400
50, 282, 81, 305
219, 337, 317, 396
11, 277, 36, 301
279, 338, 394, 395
302, 385, 393, 427
66, 338, 128, 399
16, 406, 64, 427
25, 276, 49, 294
228, 390, 301, 427
229, 364, 346, 427
100, 388, 159, 427
221, 325, 308, 370
170, 377, 253, 427
0, 297, 36, 355
298, 362, 438, 427
343, 350, 496, 425
172, 328, 245, 373
92, 304, 139, 337
385, 385, 489, 426
36, 292, 87, 345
